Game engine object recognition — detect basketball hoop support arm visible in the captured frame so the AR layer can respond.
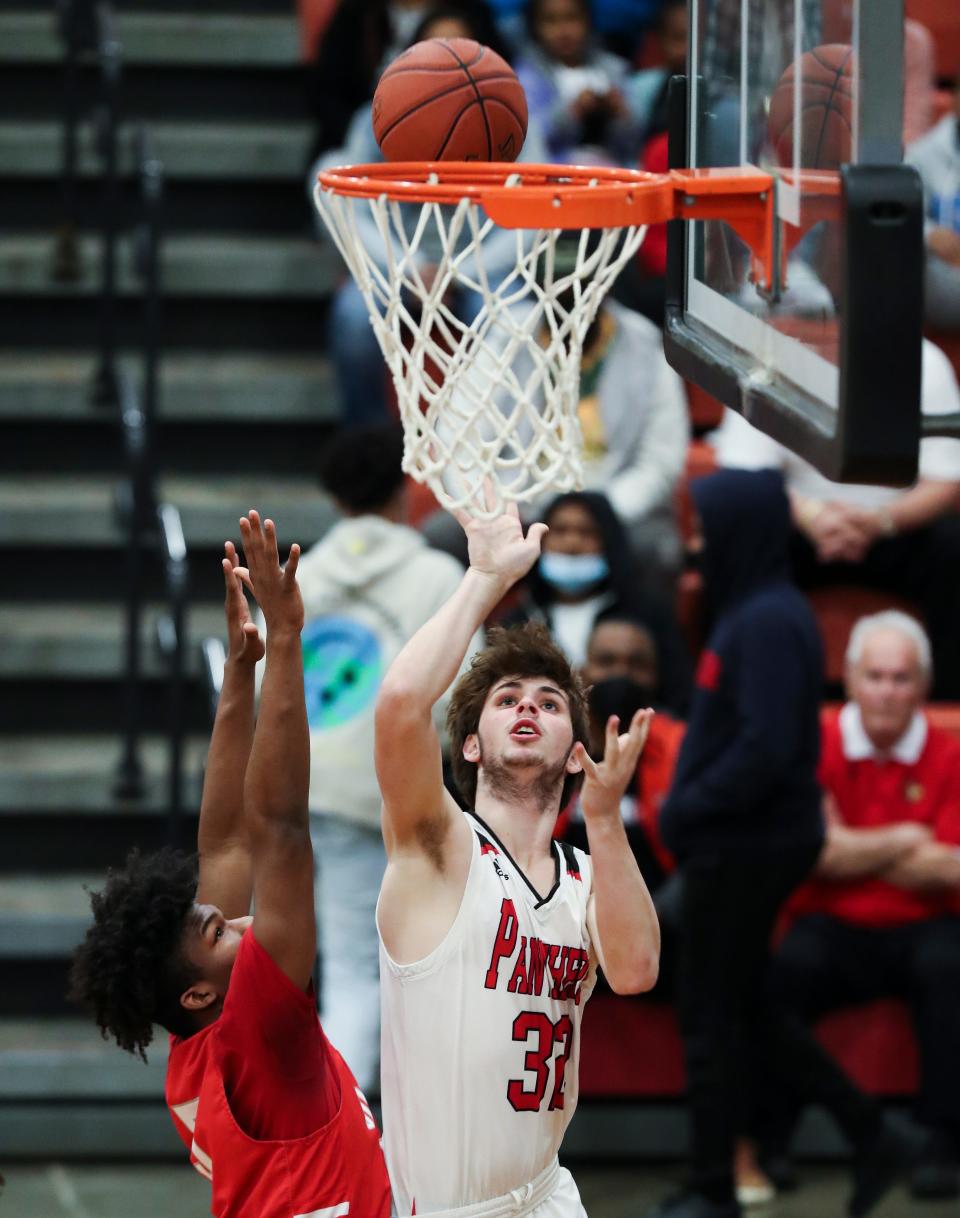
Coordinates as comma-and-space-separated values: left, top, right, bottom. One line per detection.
670, 169, 777, 294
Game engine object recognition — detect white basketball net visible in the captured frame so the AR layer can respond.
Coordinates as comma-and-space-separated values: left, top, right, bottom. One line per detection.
314, 173, 648, 519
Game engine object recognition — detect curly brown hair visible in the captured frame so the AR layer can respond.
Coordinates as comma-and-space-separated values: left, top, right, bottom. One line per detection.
69, 848, 202, 1060
447, 622, 590, 810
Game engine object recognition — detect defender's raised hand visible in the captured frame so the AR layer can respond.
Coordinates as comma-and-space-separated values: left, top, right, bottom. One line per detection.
237, 511, 303, 635
222, 540, 265, 664
575, 708, 655, 824
452, 492, 548, 594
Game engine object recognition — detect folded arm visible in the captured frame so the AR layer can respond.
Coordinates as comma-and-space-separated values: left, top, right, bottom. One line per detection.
881, 841, 960, 894
816, 820, 932, 881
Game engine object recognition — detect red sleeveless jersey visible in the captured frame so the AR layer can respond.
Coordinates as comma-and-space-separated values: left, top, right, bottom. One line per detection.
165, 932, 390, 1218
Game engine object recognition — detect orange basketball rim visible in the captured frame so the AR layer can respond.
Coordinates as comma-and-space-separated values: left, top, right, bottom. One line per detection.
317, 162, 781, 291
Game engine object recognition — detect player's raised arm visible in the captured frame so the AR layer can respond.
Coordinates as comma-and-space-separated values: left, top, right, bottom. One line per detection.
195, 542, 264, 919
375, 500, 547, 858
578, 710, 661, 994
236, 511, 314, 989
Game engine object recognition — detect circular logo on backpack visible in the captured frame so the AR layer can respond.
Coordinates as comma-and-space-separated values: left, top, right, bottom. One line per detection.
302, 616, 383, 730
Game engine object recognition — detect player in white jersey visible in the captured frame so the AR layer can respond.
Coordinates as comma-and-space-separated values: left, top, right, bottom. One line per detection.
375, 500, 662, 1216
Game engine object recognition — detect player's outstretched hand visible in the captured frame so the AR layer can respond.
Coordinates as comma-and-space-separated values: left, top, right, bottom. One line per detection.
452, 488, 548, 594
575, 708, 654, 824
236, 511, 303, 635
222, 539, 265, 665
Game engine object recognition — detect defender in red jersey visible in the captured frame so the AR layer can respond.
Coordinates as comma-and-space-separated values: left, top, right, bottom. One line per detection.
71, 512, 390, 1218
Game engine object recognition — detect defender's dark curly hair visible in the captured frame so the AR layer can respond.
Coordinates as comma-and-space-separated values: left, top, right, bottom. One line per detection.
447, 621, 590, 809
69, 848, 202, 1060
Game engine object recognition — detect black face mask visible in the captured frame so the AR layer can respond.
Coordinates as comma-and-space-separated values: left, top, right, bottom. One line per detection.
683, 546, 705, 576
589, 676, 656, 728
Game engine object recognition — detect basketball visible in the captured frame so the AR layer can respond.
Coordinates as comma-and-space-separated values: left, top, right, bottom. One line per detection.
767, 44, 855, 169
372, 37, 528, 164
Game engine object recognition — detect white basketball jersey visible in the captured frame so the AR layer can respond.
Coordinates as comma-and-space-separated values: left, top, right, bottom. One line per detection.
378, 810, 597, 1214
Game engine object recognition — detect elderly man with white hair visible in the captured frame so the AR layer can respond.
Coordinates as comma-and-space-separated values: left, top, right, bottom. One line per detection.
756, 611, 960, 1201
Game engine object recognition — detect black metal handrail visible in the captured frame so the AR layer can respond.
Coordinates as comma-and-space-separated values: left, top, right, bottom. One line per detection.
57, 9, 190, 842
156, 503, 189, 848
53, 0, 97, 281
115, 133, 192, 847
114, 364, 153, 800
90, 0, 123, 407
54, 0, 123, 407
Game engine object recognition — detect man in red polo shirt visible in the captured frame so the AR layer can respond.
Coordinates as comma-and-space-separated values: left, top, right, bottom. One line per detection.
772, 610, 960, 1201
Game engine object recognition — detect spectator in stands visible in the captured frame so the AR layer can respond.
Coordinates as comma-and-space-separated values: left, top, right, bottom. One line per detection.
627, 0, 688, 143
907, 77, 960, 332
275, 424, 480, 1090
613, 0, 688, 324
902, 18, 936, 147
648, 469, 922, 1218
311, 6, 538, 426
569, 299, 689, 585
489, 295, 689, 582
308, 0, 432, 158
591, 0, 664, 60
516, 0, 642, 165
753, 612, 960, 1201
421, 294, 689, 582
504, 490, 692, 714
560, 613, 684, 942
712, 338, 960, 698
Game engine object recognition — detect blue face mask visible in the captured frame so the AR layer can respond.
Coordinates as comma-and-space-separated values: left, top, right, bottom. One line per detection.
538, 551, 610, 596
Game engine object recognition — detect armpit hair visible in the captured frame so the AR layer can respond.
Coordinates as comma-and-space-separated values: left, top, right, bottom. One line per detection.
415, 814, 450, 871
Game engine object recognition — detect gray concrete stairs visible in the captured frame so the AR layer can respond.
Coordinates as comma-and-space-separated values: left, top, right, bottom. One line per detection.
0, 2, 349, 1152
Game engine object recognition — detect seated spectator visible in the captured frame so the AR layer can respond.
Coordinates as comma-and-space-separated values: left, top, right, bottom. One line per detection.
754, 611, 960, 1201
613, 0, 688, 324
308, 0, 433, 158
626, 0, 688, 144
712, 338, 960, 697
516, 0, 641, 165
903, 18, 936, 147
560, 611, 683, 878
311, 4, 538, 426
572, 304, 690, 583
422, 296, 689, 585
502, 297, 689, 583
559, 611, 685, 990
907, 77, 960, 331
261, 423, 481, 1092
591, 0, 664, 59
503, 490, 692, 713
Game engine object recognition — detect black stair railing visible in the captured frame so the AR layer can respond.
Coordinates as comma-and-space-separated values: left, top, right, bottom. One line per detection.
54, 0, 123, 404
53, 0, 97, 282
90, 0, 123, 408
114, 133, 192, 848
156, 503, 189, 848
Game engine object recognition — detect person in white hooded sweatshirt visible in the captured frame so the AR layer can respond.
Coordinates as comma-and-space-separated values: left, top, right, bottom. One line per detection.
261, 423, 481, 1091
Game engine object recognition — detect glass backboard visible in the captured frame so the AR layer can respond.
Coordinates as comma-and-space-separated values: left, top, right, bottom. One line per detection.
663, 0, 935, 484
